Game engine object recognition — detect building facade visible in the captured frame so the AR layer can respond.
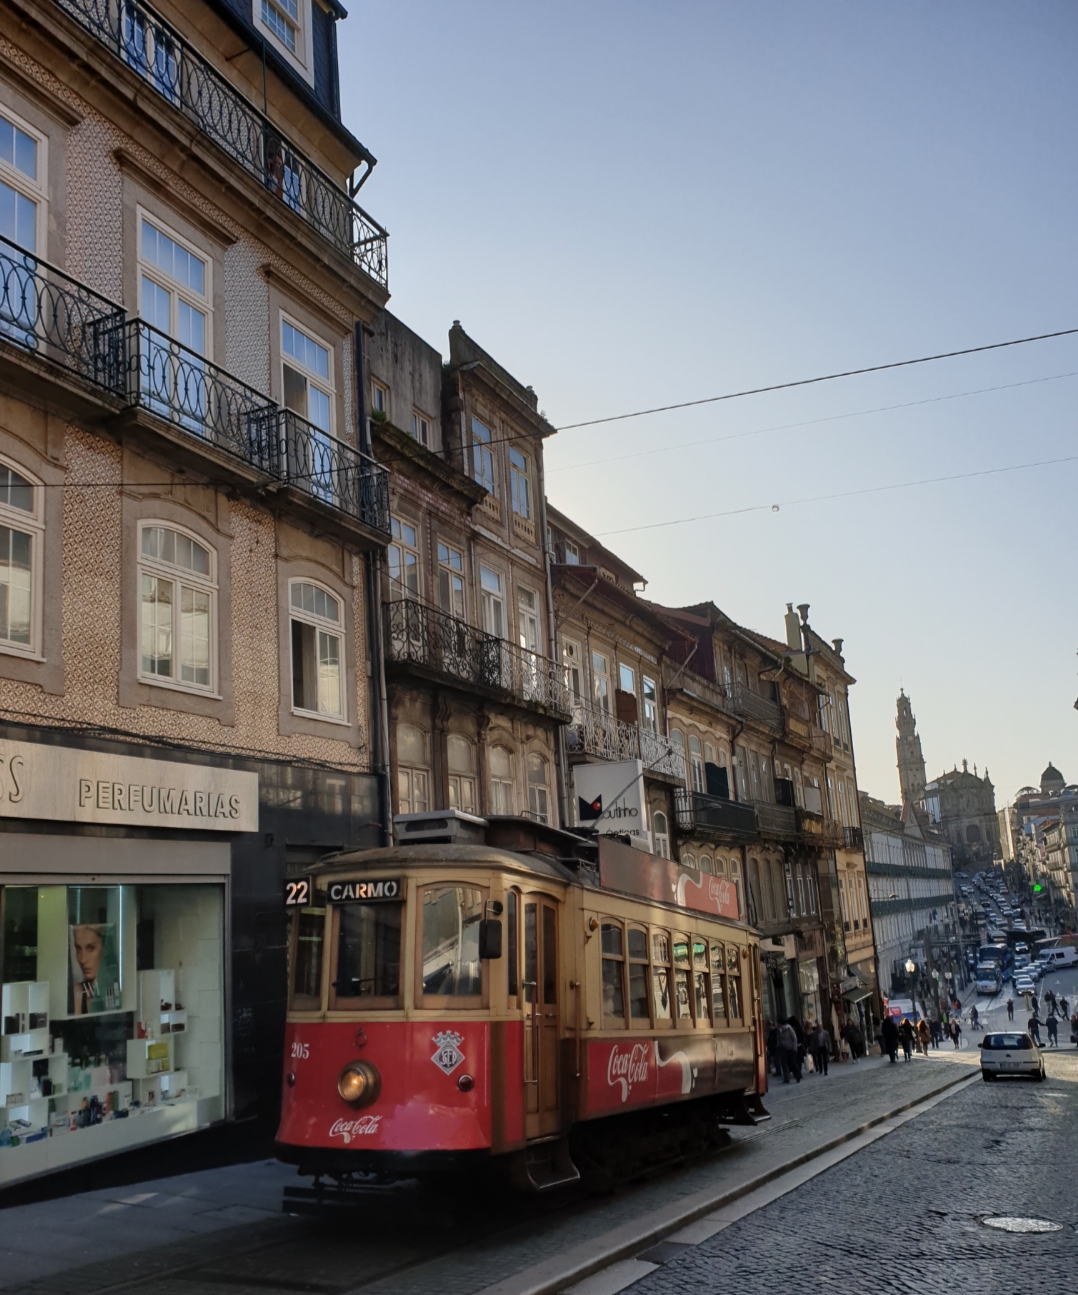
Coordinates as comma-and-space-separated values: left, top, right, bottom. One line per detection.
0, 0, 389, 1182
895, 690, 927, 806
923, 761, 1000, 867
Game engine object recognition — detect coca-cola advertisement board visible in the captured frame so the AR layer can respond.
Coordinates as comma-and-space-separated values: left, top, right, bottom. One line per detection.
597, 836, 740, 922
583, 1032, 755, 1117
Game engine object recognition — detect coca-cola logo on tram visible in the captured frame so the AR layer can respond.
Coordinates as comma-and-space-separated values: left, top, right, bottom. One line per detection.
606, 1042, 650, 1102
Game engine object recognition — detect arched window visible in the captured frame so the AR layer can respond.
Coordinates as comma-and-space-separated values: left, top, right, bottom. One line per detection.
966, 824, 982, 844
689, 735, 704, 793
682, 851, 697, 870
489, 745, 513, 815
699, 855, 714, 875
139, 523, 216, 690
447, 734, 476, 814
289, 579, 343, 717
652, 810, 669, 858
0, 460, 41, 656
527, 753, 549, 824
397, 723, 429, 815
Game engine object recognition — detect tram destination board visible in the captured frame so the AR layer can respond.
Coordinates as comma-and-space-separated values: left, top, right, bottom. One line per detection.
283, 877, 402, 906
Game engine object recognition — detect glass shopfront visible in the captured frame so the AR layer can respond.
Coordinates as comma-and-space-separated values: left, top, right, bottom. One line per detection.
0, 882, 224, 1184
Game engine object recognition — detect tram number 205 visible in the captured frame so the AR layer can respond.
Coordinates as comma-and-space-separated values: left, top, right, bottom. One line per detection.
284, 879, 310, 907
291, 1041, 310, 1059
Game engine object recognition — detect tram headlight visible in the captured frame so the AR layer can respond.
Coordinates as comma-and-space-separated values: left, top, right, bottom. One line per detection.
337, 1059, 380, 1108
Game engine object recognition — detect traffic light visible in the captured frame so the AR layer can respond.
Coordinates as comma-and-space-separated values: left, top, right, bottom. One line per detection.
1033, 884, 1042, 893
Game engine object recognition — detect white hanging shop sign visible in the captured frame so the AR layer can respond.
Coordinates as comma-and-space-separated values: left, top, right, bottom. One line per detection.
0, 739, 259, 832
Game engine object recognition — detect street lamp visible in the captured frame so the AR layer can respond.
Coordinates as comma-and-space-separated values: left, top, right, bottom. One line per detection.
905, 958, 917, 1017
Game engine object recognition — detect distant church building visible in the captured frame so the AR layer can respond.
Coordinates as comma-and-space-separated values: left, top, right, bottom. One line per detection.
896, 690, 927, 805
924, 761, 1000, 866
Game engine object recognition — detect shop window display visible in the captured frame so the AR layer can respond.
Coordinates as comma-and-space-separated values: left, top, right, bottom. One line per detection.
0, 883, 224, 1184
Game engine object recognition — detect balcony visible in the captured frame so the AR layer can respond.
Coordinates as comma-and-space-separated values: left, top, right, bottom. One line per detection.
843, 826, 864, 852
384, 598, 570, 718
0, 236, 389, 538
52, 0, 388, 287
567, 698, 686, 782
812, 728, 834, 760
748, 800, 798, 841
674, 788, 758, 841
729, 680, 783, 731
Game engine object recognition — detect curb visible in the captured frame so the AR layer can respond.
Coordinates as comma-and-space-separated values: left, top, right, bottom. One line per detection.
475, 1065, 977, 1295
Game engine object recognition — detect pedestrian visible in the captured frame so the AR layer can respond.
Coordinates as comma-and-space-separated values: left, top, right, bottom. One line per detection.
970, 1004, 979, 1030
930, 1017, 942, 1049
777, 1019, 800, 1083
1046, 1013, 1058, 1047
948, 1019, 959, 1049
917, 1018, 931, 1056
1028, 1013, 1042, 1046
899, 1017, 915, 1061
788, 1016, 807, 1080
841, 1018, 864, 1061
811, 1023, 831, 1076
1060, 996, 1069, 1019
881, 1014, 899, 1064
1046, 989, 1056, 1014
1006, 998, 1014, 1022
765, 1021, 780, 1078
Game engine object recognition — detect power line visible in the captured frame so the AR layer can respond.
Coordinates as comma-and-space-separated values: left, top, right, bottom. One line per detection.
547, 370, 1078, 474
594, 453, 1078, 538
555, 326, 1078, 432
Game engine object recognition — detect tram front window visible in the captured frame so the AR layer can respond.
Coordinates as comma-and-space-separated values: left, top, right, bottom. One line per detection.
290, 905, 325, 1009
333, 902, 402, 1006
421, 886, 483, 999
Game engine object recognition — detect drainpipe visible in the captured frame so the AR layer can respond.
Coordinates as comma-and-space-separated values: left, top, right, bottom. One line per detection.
355, 322, 392, 845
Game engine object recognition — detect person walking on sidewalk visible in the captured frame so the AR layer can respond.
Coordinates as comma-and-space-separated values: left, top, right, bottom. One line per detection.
881, 1014, 899, 1063
930, 1017, 942, 1048
1046, 988, 1056, 1015
777, 1020, 800, 1083
810, 1023, 831, 1075
899, 1018, 915, 1061
1006, 998, 1014, 1022
1046, 1012, 1059, 1047
1060, 996, 1069, 1020
970, 1004, 979, 1030
841, 1018, 864, 1061
1028, 1012, 1043, 1046
917, 1018, 931, 1056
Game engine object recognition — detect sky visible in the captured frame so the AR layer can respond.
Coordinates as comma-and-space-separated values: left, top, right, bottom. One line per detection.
338, 2, 1078, 807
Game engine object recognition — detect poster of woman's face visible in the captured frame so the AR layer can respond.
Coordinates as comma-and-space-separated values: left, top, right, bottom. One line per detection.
68, 887, 121, 1015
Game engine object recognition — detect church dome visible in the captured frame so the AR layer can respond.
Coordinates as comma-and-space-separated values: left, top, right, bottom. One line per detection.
1041, 762, 1065, 794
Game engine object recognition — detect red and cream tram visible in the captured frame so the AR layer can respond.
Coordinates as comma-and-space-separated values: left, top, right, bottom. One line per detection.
276, 813, 768, 1191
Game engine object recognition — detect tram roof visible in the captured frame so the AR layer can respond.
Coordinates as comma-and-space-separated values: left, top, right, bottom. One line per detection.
310, 842, 581, 885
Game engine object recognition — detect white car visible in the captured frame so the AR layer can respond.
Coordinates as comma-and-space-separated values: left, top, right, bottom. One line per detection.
1014, 977, 1036, 996
981, 1031, 1045, 1081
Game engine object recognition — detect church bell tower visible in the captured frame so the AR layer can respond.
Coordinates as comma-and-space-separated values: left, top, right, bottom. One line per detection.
896, 690, 927, 806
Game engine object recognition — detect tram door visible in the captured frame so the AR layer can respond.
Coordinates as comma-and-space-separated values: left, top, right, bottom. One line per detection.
523, 895, 560, 1138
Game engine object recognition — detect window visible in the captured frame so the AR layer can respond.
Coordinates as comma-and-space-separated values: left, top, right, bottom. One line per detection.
332, 901, 401, 1007
601, 922, 625, 1022
508, 447, 531, 519
289, 580, 343, 718
289, 902, 325, 1010
371, 381, 388, 416
437, 542, 464, 617
672, 933, 692, 1022
682, 852, 696, 870
411, 410, 431, 447
710, 942, 727, 1023
261, 0, 300, 51
397, 723, 429, 814
642, 676, 657, 732
471, 418, 494, 494
420, 886, 484, 1000
726, 944, 742, 1020
282, 317, 334, 435
692, 936, 711, 1024
388, 518, 419, 596
506, 889, 519, 998
139, 216, 208, 354
838, 780, 849, 826
0, 463, 40, 656
447, 735, 476, 813
138, 524, 216, 691
562, 639, 583, 703
592, 651, 610, 712
517, 587, 541, 655
489, 745, 513, 815
651, 930, 672, 1020
652, 810, 669, 859
689, 735, 705, 793
480, 565, 504, 637
0, 107, 42, 254
560, 538, 579, 565
618, 662, 635, 697
628, 927, 649, 1020
527, 753, 550, 824
699, 855, 714, 875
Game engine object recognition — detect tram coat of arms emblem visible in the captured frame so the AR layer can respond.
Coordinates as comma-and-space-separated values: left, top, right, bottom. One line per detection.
431, 1030, 465, 1075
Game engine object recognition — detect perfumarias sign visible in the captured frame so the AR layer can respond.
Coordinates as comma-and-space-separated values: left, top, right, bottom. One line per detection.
0, 740, 259, 832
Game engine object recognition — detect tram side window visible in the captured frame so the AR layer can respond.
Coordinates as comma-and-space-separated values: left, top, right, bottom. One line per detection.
421, 886, 484, 1002
672, 933, 692, 1022
710, 940, 727, 1023
543, 906, 557, 1005
727, 944, 743, 1020
651, 930, 672, 1021
627, 928, 649, 1020
333, 902, 401, 1007
692, 935, 711, 1024
289, 905, 326, 1009
507, 888, 519, 998
601, 922, 626, 1023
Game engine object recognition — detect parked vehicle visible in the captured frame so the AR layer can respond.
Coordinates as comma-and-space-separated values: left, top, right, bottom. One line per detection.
1037, 946, 1078, 971
980, 1032, 1044, 1082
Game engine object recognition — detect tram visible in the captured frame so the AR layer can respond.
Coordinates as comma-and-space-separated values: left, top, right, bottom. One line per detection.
276, 811, 768, 1192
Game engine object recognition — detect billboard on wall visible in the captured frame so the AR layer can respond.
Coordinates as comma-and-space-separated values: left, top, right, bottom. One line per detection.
573, 760, 648, 839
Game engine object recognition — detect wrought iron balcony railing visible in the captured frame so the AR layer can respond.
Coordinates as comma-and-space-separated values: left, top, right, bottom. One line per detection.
0, 233, 125, 388
729, 680, 784, 730
567, 698, 687, 781
53, 0, 388, 287
843, 826, 864, 851
385, 598, 570, 717
0, 239, 389, 535
748, 800, 798, 840
674, 787, 758, 841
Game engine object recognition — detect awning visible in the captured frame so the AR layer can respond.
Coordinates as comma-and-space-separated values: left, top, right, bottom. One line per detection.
842, 987, 873, 1003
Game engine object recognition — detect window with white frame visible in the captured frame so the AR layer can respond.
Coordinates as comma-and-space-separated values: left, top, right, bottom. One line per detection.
397, 723, 429, 814
139, 215, 209, 354
480, 565, 505, 637
562, 639, 583, 703
689, 735, 705, 793
138, 524, 216, 690
447, 734, 476, 813
0, 462, 41, 656
592, 651, 610, 713
388, 518, 419, 596
489, 745, 513, 815
289, 579, 344, 719
560, 538, 579, 565
282, 317, 334, 435
471, 418, 495, 494
652, 810, 669, 859
527, 753, 549, 824
508, 447, 531, 519
371, 381, 388, 417
259, 0, 305, 60
411, 410, 431, 447
618, 662, 635, 698
641, 676, 657, 732
517, 587, 541, 655
0, 107, 43, 254
437, 541, 464, 617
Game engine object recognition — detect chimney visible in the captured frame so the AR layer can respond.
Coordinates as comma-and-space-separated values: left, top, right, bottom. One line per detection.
784, 603, 801, 653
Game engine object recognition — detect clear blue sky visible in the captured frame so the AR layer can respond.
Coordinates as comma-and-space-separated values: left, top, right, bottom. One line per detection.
340, 2, 1078, 807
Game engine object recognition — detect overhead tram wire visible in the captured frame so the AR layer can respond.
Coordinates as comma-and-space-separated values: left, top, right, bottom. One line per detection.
594, 452, 1078, 539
